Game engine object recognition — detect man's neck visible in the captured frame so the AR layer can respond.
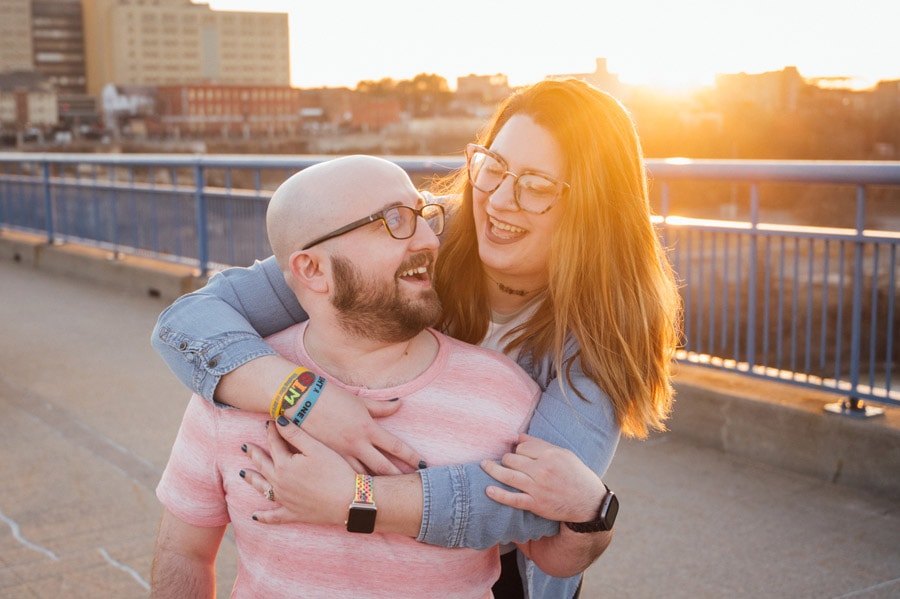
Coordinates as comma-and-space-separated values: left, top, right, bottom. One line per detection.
302, 322, 439, 389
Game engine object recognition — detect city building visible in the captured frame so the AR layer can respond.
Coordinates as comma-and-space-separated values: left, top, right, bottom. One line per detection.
715, 66, 806, 113
154, 83, 302, 137
0, 0, 34, 73
82, 0, 290, 97
456, 74, 511, 104
31, 0, 87, 96
0, 0, 95, 130
547, 58, 628, 102
0, 71, 59, 140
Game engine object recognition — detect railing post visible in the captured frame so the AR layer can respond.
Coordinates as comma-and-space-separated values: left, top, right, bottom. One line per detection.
745, 183, 759, 370
825, 184, 883, 417
42, 160, 54, 243
194, 161, 209, 276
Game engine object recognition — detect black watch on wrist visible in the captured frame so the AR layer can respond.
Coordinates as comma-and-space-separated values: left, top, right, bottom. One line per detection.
564, 483, 618, 533
346, 474, 377, 534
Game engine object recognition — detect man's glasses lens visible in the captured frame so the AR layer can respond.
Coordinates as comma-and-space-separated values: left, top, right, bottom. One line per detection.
384, 204, 444, 239
467, 145, 566, 214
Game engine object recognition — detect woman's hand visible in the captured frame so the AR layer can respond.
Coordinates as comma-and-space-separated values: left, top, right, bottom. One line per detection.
217, 355, 423, 475
286, 383, 423, 475
481, 433, 606, 523
241, 419, 357, 525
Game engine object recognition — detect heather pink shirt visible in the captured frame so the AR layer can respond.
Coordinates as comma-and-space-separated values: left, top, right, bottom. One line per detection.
157, 324, 540, 598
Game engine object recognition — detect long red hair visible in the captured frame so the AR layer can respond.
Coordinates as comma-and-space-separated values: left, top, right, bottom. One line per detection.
434, 79, 681, 439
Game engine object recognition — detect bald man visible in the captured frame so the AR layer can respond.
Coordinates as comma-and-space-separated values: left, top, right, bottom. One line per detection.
151, 156, 540, 598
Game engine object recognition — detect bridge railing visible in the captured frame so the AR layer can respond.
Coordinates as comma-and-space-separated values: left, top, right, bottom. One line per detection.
1, 152, 898, 410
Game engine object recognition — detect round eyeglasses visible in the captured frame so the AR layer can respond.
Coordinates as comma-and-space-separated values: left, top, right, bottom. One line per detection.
466, 144, 570, 214
302, 202, 445, 250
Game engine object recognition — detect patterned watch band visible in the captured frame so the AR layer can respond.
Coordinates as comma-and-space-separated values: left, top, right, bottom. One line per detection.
354, 473, 374, 505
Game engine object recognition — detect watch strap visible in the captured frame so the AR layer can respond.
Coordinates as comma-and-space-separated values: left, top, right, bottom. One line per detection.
353, 473, 374, 506
346, 474, 377, 533
564, 483, 617, 533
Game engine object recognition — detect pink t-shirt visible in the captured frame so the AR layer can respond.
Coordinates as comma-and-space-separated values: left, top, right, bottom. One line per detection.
157, 324, 540, 598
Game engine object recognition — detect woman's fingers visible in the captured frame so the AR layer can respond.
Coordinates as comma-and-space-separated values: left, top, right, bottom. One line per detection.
368, 425, 422, 473
239, 467, 270, 496
362, 396, 402, 418
354, 446, 403, 475
274, 415, 326, 455
243, 441, 275, 480
250, 506, 301, 525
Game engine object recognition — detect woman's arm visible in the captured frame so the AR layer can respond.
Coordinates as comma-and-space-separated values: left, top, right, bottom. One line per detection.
151, 256, 423, 473
244, 359, 618, 549
418, 361, 620, 548
151, 256, 304, 403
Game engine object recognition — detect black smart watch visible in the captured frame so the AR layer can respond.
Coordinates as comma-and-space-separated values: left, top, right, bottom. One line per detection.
346, 474, 377, 534
564, 483, 618, 533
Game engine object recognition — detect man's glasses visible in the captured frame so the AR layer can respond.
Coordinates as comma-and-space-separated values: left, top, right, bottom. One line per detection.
466, 144, 570, 215
302, 202, 445, 250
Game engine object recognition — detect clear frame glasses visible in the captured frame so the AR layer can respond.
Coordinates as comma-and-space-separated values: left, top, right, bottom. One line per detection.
466, 143, 570, 214
301, 202, 445, 250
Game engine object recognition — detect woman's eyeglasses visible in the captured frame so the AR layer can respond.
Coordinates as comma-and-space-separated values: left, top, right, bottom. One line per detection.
466, 143, 569, 214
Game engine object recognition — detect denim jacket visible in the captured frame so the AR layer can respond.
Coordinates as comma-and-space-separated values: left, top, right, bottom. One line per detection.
152, 256, 621, 599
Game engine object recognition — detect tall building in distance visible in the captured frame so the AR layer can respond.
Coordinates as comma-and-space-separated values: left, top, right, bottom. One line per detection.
82, 0, 290, 96
0, 0, 35, 73
32, 0, 88, 95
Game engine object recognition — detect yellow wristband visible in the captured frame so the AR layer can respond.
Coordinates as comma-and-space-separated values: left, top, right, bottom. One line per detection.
269, 367, 315, 419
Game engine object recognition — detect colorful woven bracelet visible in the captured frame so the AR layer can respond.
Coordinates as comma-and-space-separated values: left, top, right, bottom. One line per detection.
269, 367, 315, 419
290, 375, 326, 427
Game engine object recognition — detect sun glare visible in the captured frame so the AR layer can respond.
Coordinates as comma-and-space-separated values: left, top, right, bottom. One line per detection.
199, 0, 900, 92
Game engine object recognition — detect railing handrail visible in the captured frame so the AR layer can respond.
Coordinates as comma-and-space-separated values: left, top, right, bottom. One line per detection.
3, 152, 900, 185
647, 158, 900, 185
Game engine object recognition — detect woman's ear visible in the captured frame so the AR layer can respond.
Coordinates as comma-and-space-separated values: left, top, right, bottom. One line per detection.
287, 250, 329, 293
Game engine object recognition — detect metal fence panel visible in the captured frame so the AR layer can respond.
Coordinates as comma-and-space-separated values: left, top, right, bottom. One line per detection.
1, 153, 898, 408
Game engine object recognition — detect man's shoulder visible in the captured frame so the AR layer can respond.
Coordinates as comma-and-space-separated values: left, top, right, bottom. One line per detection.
263, 322, 307, 359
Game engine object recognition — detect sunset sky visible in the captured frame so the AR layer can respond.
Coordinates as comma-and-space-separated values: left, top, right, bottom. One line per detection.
202, 0, 900, 91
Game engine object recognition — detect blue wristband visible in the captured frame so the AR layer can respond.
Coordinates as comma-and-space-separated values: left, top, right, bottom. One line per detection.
291, 376, 325, 427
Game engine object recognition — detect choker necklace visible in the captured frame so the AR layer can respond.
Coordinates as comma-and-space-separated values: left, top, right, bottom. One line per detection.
485, 273, 543, 297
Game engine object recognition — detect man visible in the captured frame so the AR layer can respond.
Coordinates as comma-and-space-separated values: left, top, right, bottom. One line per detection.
151, 155, 541, 597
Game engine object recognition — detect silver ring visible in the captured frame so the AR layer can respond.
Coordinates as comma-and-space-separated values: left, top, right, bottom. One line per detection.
264, 487, 275, 502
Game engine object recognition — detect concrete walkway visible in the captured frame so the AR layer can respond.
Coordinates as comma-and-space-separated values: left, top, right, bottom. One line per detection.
1, 259, 899, 598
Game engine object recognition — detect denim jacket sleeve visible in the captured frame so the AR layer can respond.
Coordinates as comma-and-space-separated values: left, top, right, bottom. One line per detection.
150, 256, 308, 401
417, 346, 621, 550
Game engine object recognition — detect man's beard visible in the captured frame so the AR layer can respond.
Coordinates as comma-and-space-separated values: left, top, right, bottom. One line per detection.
330, 253, 442, 343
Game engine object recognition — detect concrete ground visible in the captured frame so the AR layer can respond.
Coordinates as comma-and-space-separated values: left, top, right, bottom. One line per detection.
1, 258, 899, 598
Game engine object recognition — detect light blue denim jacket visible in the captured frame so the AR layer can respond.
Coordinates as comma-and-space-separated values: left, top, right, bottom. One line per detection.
152, 256, 621, 599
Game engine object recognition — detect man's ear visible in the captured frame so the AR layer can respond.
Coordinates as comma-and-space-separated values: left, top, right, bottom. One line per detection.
287, 250, 329, 293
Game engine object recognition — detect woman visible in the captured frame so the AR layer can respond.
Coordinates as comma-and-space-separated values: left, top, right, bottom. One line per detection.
152, 79, 681, 598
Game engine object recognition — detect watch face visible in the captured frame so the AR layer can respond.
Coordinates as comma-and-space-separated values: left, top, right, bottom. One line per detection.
347, 505, 377, 533
601, 493, 619, 529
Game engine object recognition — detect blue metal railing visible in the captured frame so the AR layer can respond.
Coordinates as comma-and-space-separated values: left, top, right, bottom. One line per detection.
1, 152, 898, 410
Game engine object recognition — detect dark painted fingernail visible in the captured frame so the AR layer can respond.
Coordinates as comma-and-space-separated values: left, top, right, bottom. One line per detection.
277, 415, 290, 427
239, 469, 246, 478
252, 515, 258, 521
418, 460, 427, 469
241, 444, 247, 453
265, 420, 270, 429
388, 397, 400, 402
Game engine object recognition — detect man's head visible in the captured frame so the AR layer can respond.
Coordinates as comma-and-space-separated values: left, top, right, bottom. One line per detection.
267, 155, 443, 342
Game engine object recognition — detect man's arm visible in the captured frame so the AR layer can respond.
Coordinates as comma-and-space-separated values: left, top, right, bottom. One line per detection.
481, 433, 614, 576
518, 527, 613, 578
151, 509, 226, 599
